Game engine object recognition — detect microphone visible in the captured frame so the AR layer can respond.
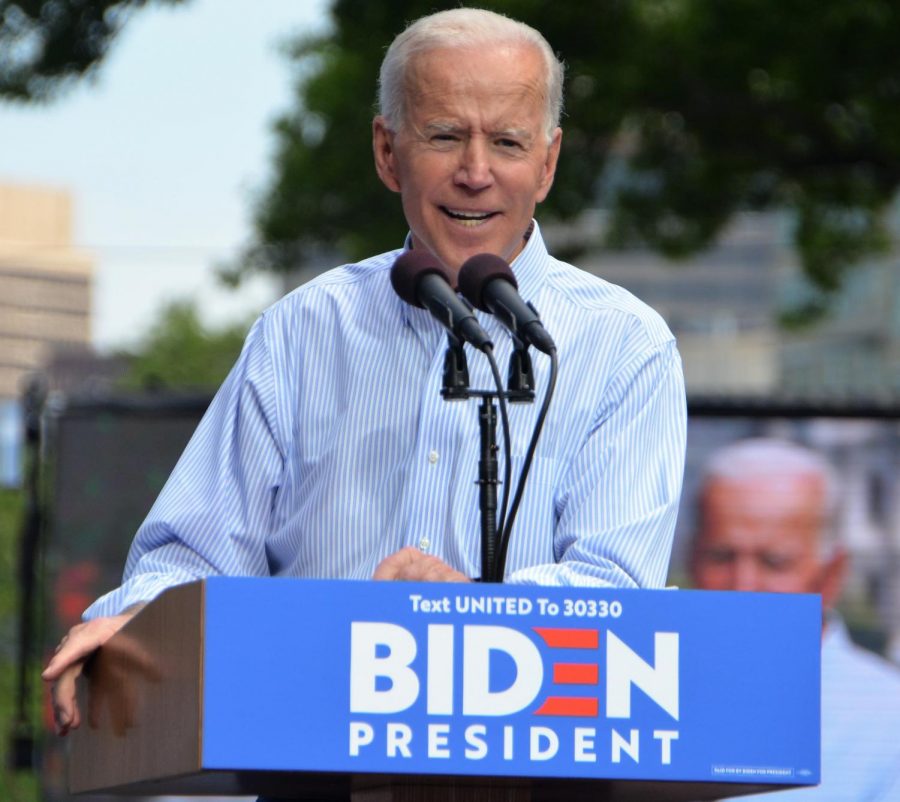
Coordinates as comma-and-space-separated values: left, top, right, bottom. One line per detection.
458, 254, 556, 354
391, 251, 492, 351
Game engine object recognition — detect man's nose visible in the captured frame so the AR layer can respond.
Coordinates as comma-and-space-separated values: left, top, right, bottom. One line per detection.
455, 138, 494, 190
731, 557, 763, 592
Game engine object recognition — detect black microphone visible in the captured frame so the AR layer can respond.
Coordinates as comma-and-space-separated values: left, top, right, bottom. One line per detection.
391, 251, 493, 351
458, 254, 556, 354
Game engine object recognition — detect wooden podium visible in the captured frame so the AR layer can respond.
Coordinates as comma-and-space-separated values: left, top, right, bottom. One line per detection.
70, 578, 821, 800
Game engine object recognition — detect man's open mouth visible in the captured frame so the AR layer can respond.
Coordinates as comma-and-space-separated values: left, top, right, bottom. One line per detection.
440, 207, 498, 227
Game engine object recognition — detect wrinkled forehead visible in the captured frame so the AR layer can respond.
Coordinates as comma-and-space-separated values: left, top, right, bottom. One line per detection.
698, 473, 829, 549
704, 472, 827, 513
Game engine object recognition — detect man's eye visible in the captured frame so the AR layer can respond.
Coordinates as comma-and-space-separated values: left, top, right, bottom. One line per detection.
761, 554, 795, 571
702, 549, 735, 565
497, 138, 522, 149
432, 134, 459, 143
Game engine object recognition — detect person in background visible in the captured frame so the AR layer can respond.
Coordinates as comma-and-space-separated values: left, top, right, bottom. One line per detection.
690, 437, 900, 801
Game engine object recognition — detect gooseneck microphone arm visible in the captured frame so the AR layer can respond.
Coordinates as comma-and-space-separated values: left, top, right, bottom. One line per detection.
458, 253, 560, 582
494, 346, 558, 582
391, 251, 511, 581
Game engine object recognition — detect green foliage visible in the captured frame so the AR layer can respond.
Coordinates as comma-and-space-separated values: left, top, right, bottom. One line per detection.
240, 0, 900, 304
119, 300, 249, 391
0, 0, 186, 102
0, 488, 41, 802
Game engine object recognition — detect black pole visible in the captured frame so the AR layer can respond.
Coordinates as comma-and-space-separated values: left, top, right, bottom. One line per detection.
9, 376, 45, 770
477, 397, 500, 582
439, 336, 506, 583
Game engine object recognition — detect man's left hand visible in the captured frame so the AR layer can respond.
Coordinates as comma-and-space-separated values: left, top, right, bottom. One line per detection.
374, 547, 471, 582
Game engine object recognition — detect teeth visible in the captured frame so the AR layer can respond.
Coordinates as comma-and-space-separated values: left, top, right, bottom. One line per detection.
449, 209, 490, 219
443, 207, 493, 225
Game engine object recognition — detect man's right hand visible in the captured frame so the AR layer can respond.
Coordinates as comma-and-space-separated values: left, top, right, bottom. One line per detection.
41, 608, 142, 736
374, 547, 471, 582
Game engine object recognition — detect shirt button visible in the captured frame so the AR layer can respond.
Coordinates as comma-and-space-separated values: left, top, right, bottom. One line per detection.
428, 450, 439, 464
419, 537, 431, 551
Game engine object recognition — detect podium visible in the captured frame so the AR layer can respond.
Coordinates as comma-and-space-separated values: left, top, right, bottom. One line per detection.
70, 578, 821, 800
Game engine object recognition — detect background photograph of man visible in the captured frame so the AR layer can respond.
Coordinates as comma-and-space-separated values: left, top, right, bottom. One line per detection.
689, 437, 900, 801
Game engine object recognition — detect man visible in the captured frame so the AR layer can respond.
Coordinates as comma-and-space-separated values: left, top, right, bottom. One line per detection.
44, 9, 686, 736
690, 437, 900, 801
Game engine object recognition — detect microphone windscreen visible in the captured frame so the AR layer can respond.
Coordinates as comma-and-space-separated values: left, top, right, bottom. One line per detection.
390, 250, 450, 308
458, 253, 518, 311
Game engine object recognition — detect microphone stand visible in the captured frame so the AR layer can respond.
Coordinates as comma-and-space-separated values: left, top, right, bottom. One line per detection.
440, 334, 534, 582
476, 397, 499, 582
440, 334, 470, 399
506, 336, 536, 401
440, 334, 500, 580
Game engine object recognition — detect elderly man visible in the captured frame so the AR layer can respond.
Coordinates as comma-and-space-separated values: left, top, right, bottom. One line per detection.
44, 9, 686, 736
690, 437, 900, 801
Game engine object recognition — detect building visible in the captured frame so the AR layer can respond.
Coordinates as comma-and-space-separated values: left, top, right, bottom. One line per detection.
0, 183, 93, 399
545, 211, 786, 395
780, 252, 900, 398
0, 182, 93, 485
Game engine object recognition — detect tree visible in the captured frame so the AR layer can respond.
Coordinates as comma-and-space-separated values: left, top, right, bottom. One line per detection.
118, 300, 248, 391
240, 0, 900, 319
0, 0, 185, 102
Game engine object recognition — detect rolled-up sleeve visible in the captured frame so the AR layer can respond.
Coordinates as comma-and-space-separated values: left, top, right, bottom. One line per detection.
84, 315, 286, 618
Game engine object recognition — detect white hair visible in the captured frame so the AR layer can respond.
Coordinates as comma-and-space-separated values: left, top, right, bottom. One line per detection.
701, 437, 842, 553
377, 8, 565, 140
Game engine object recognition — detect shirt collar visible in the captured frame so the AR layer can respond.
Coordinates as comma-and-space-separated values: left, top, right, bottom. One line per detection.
395, 219, 550, 331
823, 610, 849, 645
509, 219, 550, 306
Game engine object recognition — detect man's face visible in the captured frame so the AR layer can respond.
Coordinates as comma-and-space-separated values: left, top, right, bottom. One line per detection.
373, 43, 562, 280
690, 474, 844, 606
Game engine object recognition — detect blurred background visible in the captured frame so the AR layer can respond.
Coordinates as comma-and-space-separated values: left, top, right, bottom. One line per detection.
2, 0, 900, 799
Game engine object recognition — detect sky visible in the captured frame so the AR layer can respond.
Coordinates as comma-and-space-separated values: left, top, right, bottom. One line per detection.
0, 0, 330, 351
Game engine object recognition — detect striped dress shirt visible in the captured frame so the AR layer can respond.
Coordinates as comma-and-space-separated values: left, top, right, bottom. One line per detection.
85, 222, 686, 618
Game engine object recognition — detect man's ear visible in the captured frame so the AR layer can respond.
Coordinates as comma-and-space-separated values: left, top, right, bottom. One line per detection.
535, 126, 563, 203
819, 547, 849, 612
373, 117, 401, 193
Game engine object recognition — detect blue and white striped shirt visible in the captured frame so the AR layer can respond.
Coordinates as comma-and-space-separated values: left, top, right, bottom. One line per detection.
85, 223, 686, 618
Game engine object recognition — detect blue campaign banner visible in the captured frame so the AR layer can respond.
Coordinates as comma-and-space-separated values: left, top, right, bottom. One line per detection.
200, 578, 820, 787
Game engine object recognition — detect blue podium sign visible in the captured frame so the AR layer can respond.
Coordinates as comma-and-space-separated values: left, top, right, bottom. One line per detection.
200, 578, 820, 789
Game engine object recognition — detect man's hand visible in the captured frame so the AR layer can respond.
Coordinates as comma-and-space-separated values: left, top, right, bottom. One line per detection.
374, 547, 471, 582
41, 608, 142, 735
